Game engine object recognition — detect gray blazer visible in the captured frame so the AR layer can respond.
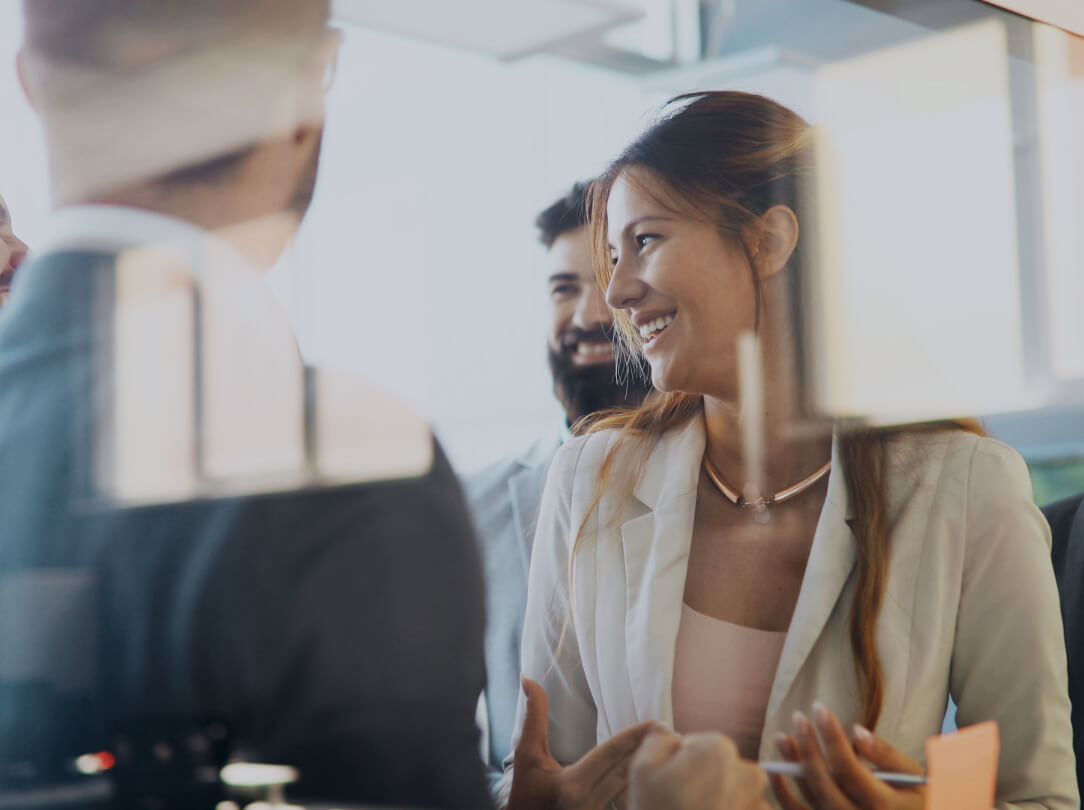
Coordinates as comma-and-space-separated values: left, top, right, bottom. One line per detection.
463, 433, 562, 788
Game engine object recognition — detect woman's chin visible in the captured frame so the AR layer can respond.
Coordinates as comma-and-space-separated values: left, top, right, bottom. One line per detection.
649, 369, 681, 394
651, 372, 714, 399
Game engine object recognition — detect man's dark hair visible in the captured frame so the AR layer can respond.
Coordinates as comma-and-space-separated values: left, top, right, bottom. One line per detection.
535, 182, 591, 249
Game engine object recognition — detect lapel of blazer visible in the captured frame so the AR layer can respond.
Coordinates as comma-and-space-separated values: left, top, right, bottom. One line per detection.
507, 434, 562, 576
764, 434, 856, 726
621, 417, 705, 726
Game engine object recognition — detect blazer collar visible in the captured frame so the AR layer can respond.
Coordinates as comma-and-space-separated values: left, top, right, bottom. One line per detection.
764, 434, 856, 725
631, 417, 705, 510
621, 417, 704, 724
631, 417, 851, 517
620, 414, 856, 729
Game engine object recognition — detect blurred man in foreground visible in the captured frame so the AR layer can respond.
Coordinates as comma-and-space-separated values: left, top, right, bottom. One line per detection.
0, 1, 487, 806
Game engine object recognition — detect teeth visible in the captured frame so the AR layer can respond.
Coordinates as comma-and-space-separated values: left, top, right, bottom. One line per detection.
638, 313, 674, 341
576, 341, 611, 356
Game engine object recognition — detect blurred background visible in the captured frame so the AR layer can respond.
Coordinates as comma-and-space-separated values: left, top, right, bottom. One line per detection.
1, 0, 1082, 500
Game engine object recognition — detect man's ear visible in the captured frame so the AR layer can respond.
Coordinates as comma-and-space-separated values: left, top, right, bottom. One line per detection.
16, 49, 37, 111
750, 205, 799, 280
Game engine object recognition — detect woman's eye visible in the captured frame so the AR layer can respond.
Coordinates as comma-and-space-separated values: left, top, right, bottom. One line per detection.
551, 284, 577, 297
609, 252, 619, 266
635, 234, 659, 250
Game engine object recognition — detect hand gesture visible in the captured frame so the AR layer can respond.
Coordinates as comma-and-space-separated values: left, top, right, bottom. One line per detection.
771, 702, 925, 810
629, 729, 770, 810
507, 677, 660, 810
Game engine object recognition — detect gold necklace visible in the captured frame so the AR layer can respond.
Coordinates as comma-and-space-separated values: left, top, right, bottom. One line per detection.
702, 452, 831, 511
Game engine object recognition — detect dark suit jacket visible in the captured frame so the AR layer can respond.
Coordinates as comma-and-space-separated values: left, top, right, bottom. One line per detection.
0, 249, 490, 808
1043, 491, 1084, 802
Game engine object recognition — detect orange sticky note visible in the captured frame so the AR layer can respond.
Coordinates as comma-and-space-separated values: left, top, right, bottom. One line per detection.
925, 721, 1000, 810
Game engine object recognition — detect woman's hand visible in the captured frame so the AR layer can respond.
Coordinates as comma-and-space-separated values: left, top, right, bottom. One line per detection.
508, 677, 660, 810
770, 702, 925, 810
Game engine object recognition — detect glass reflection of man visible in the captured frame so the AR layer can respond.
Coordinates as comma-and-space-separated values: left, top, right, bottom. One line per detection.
0, 1, 489, 807
0, 193, 29, 305
464, 182, 652, 791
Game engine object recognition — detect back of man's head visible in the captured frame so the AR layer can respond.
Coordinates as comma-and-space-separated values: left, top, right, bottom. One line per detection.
21, 0, 332, 202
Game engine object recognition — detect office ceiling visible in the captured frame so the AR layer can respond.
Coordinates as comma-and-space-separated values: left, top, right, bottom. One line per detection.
331, 0, 1073, 74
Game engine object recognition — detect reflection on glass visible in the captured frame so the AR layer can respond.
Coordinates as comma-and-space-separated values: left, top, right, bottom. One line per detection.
805, 18, 1028, 423
1035, 24, 1084, 382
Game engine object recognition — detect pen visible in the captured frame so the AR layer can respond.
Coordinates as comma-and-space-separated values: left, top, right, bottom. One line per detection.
759, 761, 926, 786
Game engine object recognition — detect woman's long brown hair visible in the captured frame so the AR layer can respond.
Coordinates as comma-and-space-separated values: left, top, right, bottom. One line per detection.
567, 91, 983, 729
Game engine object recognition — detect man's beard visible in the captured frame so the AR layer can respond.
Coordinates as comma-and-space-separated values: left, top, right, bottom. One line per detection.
549, 326, 653, 426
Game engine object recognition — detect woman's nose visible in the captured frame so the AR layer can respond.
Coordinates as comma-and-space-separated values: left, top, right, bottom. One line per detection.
605, 259, 648, 311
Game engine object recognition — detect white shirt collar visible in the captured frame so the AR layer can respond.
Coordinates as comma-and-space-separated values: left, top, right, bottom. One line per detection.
36, 204, 256, 278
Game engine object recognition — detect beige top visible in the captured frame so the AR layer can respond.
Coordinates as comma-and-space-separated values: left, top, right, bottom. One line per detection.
672, 602, 787, 759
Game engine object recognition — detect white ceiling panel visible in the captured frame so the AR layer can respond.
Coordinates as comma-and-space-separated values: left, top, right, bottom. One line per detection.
331, 0, 644, 60
978, 0, 1084, 36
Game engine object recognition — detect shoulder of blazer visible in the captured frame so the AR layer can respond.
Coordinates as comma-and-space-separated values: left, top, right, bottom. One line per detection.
548, 429, 618, 489
879, 429, 1024, 489
865, 431, 1032, 538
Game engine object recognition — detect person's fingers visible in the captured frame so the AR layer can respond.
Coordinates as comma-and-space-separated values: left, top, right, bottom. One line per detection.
674, 732, 771, 806
626, 733, 677, 810
679, 731, 740, 761
741, 758, 770, 803
791, 710, 858, 810
589, 758, 631, 809
590, 729, 675, 810
852, 724, 924, 776
630, 730, 682, 773
770, 772, 812, 810
515, 677, 552, 763
776, 731, 818, 806
670, 731, 741, 784
574, 720, 662, 785
776, 732, 799, 761
812, 702, 890, 805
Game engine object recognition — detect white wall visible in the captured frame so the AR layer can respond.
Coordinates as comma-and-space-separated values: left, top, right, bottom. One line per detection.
286, 25, 653, 472
0, 9, 653, 475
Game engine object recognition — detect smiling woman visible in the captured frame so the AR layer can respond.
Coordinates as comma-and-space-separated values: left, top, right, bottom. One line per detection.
497, 91, 1078, 810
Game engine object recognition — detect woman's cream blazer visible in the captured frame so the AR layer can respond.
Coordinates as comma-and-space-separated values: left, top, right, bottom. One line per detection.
500, 415, 1078, 810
